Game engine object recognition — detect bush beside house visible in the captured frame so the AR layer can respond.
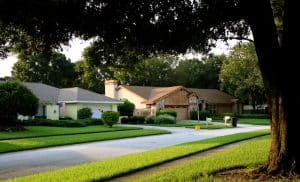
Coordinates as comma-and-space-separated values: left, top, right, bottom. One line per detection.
118, 99, 135, 116
102, 111, 119, 127
155, 114, 176, 124
157, 109, 177, 118
0, 81, 39, 130
77, 108, 92, 119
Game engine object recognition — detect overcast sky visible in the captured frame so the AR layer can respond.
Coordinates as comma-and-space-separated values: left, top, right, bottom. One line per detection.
0, 39, 236, 77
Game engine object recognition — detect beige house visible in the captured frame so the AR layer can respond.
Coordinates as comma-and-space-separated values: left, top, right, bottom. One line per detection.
105, 80, 240, 120
22, 82, 122, 120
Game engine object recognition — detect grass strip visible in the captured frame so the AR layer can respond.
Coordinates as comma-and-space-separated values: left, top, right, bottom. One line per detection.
213, 118, 270, 125
0, 126, 140, 140
147, 121, 229, 129
0, 129, 168, 153
140, 136, 270, 182
8, 129, 270, 182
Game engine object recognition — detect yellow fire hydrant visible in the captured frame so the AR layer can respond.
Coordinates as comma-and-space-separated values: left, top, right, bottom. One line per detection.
195, 125, 200, 131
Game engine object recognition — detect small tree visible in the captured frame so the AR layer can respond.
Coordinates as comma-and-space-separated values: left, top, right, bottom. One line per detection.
77, 108, 92, 119
102, 111, 119, 127
118, 99, 135, 116
0, 81, 39, 128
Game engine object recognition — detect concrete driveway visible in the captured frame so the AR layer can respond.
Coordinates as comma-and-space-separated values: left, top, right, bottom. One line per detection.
0, 124, 269, 180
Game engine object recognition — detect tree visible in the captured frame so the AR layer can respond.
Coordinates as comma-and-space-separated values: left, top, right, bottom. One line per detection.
220, 43, 265, 111
118, 99, 135, 116
173, 55, 224, 89
113, 54, 177, 86
12, 52, 76, 88
0, 81, 38, 129
0, 0, 297, 176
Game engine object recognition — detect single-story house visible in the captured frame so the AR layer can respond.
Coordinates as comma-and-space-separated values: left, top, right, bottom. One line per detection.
22, 82, 123, 120
104, 80, 240, 120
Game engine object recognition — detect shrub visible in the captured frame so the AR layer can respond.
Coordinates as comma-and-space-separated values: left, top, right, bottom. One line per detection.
157, 109, 177, 118
199, 110, 211, 120
121, 116, 145, 124
145, 115, 155, 124
118, 99, 135, 116
77, 108, 92, 119
102, 111, 119, 127
190, 110, 198, 120
155, 114, 176, 124
82, 118, 104, 125
25, 118, 86, 127
0, 81, 39, 127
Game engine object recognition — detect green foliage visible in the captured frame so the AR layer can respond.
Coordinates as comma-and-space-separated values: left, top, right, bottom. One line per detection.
8, 130, 270, 182
77, 108, 92, 119
26, 118, 86, 127
0, 126, 140, 140
238, 113, 270, 119
12, 52, 76, 88
121, 116, 145, 124
0, 81, 39, 125
102, 111, 119, 127
141, 136, 270, 182
157, 109, 177, 118
198, 110, 211, 120
219, 43, 266, 109
0, 129, 168, 154
190, 110, 198, 120
173, 55, 225, 89
155, 114, 176, 124
118, 99, 135, 116
145, 116, 155, 124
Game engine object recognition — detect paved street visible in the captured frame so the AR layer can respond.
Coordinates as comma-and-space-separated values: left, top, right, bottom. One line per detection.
0, 124, 269, 180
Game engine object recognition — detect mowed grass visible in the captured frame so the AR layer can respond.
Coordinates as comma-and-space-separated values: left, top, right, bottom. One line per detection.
149, 120, 229, 129
0, 126, 141, 140
237, 118, 270, 125
8, 130, 270, 182
140, 136, 271, 182
0, 129, 168, 153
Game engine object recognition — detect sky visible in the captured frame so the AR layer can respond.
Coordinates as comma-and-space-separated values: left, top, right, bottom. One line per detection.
0, 39, 237, 77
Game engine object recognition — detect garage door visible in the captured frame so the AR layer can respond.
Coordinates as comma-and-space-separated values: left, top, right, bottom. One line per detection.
165, 107, 188, 120
91, 105, 112, 119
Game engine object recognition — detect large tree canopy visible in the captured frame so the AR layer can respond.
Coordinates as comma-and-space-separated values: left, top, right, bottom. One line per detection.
0, 0, 298, 177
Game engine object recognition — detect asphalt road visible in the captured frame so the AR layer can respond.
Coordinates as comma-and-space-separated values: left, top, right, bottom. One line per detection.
0, 124, 269, 180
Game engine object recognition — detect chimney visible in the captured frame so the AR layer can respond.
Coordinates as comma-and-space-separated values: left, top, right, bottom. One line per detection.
105, 80, 118, 98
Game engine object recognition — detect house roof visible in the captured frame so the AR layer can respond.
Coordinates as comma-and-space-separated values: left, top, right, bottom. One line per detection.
17, 82, 122, 104
59, 87, 122, 103
189, 88, 238, 104
22, 82, 60, 104
121, 85, 192, 104
120, 85, 237, 104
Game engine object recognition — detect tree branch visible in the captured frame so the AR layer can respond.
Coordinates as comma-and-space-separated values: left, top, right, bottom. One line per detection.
219, 36, 254, 43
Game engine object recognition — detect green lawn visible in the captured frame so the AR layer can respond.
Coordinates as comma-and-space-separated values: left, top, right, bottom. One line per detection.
0, 125, 141, 140
0, 129, 169, 153
148, 120, 229, 129
213, 118, 270, 125
140, 136, 270, 182
8, 130, 270, 182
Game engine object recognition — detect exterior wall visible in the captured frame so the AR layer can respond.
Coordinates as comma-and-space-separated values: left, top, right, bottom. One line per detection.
216, 104, 233, 113
117, 87, 147, 109
105, 80, 118, 98
64, 103, 78, 119
64, 103, 118, 120
164, 89, 189, 106
46, 104, 59, 120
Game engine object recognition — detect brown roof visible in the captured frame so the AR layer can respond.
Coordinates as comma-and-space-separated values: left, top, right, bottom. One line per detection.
121, 85, 237, 104
120, 85, 193, 104
189, 88, 237, 104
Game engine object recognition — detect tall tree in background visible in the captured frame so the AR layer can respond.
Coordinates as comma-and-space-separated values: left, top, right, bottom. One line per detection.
114, 54, 177, 86
220, 43, 265, 111
12, 52, 76, 88
0, 0, 298, 176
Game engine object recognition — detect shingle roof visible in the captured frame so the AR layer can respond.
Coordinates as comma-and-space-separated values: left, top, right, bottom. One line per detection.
189, 88, 237, 104
22, 82, 60, 104
59, 87, 122, 103
19, 82, 122, 104
120, 85, 237, 104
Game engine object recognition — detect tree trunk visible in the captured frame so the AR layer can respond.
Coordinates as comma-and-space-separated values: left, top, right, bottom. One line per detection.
242, 0, 300, 176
